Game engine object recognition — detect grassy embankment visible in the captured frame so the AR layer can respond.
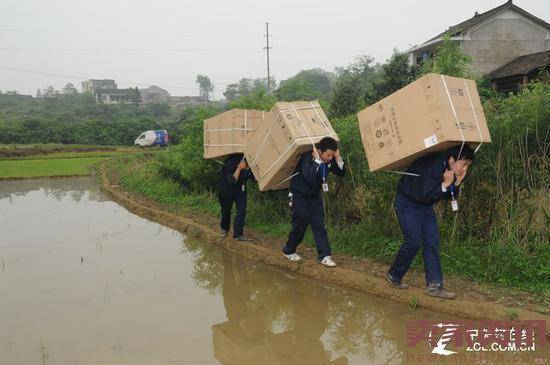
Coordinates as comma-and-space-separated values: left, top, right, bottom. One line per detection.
105, 151, 549, 305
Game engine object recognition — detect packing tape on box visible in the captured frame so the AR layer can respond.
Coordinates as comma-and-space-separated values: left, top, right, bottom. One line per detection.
204, 109, 263, 152
242, 110, 247, 163
260, 102, 333, 179
205, 143, 246, 147
204, 128, 256, 132
276, 103, 335, 138
310, 101, 336, 138
290, 102, 317, 151
383, 77, 483, 178
269, 102, 326, 187
252, 130, 271, 167
463, 79, 484, 154
248, 102, 335, 184
257, 135, 329, 179
385, 76, 471, 178
441, 75, 467, 160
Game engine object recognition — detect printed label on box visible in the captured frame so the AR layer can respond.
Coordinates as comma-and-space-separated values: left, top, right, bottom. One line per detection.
424, 135, 438, 148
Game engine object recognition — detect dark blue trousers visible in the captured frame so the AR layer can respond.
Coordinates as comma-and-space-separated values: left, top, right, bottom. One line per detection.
283, 194, 331, 260
389, 193, 443, 287
219, 189, 247, 237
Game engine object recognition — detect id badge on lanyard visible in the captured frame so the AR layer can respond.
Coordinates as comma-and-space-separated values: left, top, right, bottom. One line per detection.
321, 163, 329, 192
450, 185, 458, 212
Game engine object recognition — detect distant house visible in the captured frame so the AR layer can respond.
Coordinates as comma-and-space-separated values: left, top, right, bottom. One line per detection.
406, 0, 550, 76
82, 79, 136, 104
81, 79, 117, 94
95, 88, 134, 104
140, 85, 171, 103
488, 50, 550, 92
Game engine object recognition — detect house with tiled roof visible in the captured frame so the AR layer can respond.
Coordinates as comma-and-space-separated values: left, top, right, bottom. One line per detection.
489, 49, 550, 92
406, 0, 550, 76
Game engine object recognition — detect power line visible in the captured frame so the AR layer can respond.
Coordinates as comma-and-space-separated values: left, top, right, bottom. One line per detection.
0, 28, 191, 39
0, 47, 259, 53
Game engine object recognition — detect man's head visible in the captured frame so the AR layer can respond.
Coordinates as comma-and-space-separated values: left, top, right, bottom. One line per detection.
315, 137, 338, 163
445, 145, 475, 176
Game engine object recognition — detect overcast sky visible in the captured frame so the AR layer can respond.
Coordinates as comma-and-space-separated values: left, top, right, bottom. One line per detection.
0, 0, 547, 98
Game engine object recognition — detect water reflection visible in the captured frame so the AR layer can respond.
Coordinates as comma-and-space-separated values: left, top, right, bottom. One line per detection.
213, 253, 348, 364
0, 176, 107, 203
182, 238, 428, 364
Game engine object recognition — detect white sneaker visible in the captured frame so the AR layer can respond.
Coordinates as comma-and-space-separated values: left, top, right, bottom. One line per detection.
320, 256, 336, 267
284, 253, 301, 262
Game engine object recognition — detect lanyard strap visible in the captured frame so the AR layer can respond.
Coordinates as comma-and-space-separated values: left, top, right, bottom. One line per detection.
321, 163, 327, 182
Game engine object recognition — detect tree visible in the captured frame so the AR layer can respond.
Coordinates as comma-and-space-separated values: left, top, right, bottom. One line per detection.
130, 87, 142, 103
223, 83, 240, 102
329, 71, 363, 118
43, 86, 57, 99
223, 77, 273, 102
420, 34, 472, 78
369, 49, 418, 103
62, 83, 79, 97
228, 88, 277, 111
329, 55, 378, 117
196, 74, 214, 102
277, 68, 333, 101
146, 102, 170, 117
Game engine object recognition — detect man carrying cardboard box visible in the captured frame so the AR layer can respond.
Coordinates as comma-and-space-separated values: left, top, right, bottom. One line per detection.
385, 145, 475, 299
219, 153, 255, 241
282, 137, 345, 267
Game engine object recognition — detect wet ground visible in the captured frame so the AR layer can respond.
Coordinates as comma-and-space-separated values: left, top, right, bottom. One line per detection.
0, 177, 547, 365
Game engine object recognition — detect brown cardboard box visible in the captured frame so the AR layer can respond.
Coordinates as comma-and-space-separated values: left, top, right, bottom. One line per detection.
203, 109, 265, 159
357, 73, 491, 172
244, 101, 339, 191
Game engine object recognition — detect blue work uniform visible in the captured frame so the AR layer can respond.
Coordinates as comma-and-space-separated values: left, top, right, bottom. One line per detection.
219, 154, 255, 238
388, 154, 460, 288
282, 151, 345, 260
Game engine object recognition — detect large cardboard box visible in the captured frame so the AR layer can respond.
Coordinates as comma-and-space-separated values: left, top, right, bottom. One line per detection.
244, 101, 339, 191
357, 73, 491, 172
203, 109, 264, 159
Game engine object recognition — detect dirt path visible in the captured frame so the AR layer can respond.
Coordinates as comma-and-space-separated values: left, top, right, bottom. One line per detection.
98, 166, 549, 336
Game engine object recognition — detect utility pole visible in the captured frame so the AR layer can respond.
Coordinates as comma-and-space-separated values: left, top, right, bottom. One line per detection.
264, 22, 271, 94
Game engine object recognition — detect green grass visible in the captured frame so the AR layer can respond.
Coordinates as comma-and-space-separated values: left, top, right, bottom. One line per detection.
0, 150, 130, 161
0, 143, 139, 178
0, 157, 108, 178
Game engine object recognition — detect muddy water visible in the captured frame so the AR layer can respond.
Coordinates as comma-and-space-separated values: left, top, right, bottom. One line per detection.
0, 177, 546, 365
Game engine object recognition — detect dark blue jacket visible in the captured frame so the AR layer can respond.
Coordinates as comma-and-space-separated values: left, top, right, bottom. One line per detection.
396, 154, 459, 206
219, 154, 255, 194
290, 151, 345, 197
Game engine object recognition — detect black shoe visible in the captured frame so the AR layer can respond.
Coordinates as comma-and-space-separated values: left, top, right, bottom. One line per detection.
425, 283, 456, 299
234, 235, 252, 242
385, 271, 409, 289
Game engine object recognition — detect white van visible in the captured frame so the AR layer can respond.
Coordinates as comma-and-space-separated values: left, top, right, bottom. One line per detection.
134, 130, 169, 147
